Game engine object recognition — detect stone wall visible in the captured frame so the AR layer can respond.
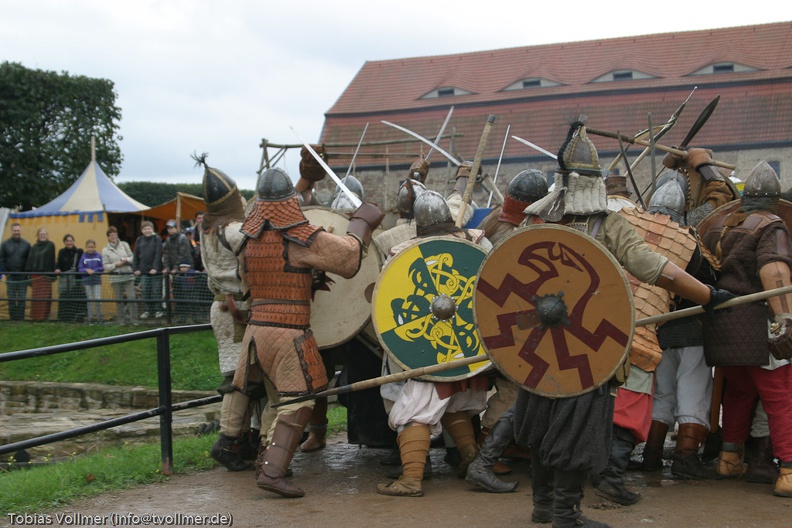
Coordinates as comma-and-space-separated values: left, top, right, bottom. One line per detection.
0, 380, 215, 416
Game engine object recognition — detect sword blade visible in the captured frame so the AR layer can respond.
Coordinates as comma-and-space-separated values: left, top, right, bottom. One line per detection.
290, 127, 362, 208
427, 106, 454, 161
381, 120, 461, 166
510, 135, 557, 160
345, 122, 369, 179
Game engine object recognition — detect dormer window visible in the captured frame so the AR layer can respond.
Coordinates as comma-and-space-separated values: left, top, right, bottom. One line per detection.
690, 62, 757, 75
421, 87, 473, 99
503, 78, 562, 91
591, 70, 655, 83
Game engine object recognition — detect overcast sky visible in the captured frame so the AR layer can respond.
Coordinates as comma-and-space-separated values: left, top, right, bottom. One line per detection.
1, 1, 790, 192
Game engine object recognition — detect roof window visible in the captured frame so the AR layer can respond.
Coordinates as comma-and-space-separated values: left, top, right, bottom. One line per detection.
503, 78, 561, 91
421, 87, 473, 99
690, 62, 756, 75
591, 70, 655, 83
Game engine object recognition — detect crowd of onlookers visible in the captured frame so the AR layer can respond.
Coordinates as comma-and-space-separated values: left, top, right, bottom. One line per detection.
0, 213, 211, 324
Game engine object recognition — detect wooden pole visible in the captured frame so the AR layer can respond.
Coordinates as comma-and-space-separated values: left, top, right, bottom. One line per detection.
456, 114, 496, 227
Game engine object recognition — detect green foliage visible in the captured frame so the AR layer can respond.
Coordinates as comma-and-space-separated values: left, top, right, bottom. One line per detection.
117, 181, 203, 208
0, 61, 123, 210
0, 435, 216, 514
117, 181, 255, 207
0, 322, 221, 390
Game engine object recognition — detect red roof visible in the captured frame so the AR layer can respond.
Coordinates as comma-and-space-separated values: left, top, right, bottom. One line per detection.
319, 22, 792, 167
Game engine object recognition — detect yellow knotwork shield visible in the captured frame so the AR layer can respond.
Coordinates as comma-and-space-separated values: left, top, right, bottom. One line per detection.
372, 236, 491, 381
473, 224, 634, 397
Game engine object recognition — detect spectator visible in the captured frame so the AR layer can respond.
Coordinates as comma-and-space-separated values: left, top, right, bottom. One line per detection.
191, 211, 205, 271
133, 220, 164, 319
103, 226, 137, 324
0, 223, 32, 320
54, 234, 86, 322
25, 227, 56, 321
162, 219, 193, 322
78, 239, 104, 324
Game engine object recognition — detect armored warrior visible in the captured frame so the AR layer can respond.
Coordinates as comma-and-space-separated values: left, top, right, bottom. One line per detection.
698, 161, 792, 498
232, 167, 383, 498
514, 121, 734, 527
376, 190, 492, 498
194, 156, 258, 472
466, 169, 548, 491
638, 171, 720, 481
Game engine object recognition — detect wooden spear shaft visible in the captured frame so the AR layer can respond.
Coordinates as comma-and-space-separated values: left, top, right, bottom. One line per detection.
636, 284, 792, 327
456, 114, 496, 228
586, 127, 736, 170
272, 354, 487, 407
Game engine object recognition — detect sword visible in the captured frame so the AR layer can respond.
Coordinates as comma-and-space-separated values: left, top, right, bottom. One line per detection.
609, 86, 695, 172
487, 124, 511, 208
381, 120, 461, 166
344, 122, 369, 179
426, 106, 454, 162
510, 135, 557, 160
290, 127, 362, 209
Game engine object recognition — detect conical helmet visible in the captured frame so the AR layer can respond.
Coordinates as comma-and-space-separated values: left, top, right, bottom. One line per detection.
557, 121, 602, 177
648, 172, 687, 225
193, 153, 239, 207
257, 167, 295, 201
742, 161, 780, 197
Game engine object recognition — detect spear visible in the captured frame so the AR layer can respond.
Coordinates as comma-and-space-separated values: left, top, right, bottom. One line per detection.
456, 114, 496, 227
487, 124, 511, 207
274, 284, 792, 407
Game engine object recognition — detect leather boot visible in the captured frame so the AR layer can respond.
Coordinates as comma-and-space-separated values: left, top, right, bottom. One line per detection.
554, 469, 612, 528
441, 411, 478, 478
774, 465, 792, 497
465, 414, 519, 493
716, 444, 747, 479
377, 423, 430, 497
595, 426, 641, 505
477, 426, 512, 475
745, 436, 779, 484
210, 434, 253, 471
300, 397, 328, 452
530, 450, 553, 524
641, 420, 669, 472
671, 423, 716, 480
256, 407, 312, 498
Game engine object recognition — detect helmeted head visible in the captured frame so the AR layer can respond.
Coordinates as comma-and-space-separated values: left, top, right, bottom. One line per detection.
396, 179, 427, 219
334, 175, 364, 201
557, 121, 603, 178
508, 169, 549, 204
257, 167, 295, 201
742, 160, 781, 213
414, 190, 453, 232
193, 153, 242, 211
648, 171, 687, 225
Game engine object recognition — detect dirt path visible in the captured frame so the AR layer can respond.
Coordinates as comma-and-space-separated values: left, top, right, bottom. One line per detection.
11, 435, 791, 528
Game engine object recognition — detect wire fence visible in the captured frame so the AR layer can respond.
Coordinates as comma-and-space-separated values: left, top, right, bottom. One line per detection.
0, 271, 212, 325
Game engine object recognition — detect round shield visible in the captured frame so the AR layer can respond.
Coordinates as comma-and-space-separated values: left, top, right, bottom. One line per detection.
473, 224, 635, 397
696, 198, 792, 238
372, 236, 491, 381
303, 206, 383, 349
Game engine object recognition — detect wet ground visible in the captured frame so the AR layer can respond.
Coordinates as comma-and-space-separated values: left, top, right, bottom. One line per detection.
20, 434, 792, 528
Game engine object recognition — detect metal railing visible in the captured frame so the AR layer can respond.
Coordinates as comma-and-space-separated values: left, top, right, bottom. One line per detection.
0, 324, 219, 475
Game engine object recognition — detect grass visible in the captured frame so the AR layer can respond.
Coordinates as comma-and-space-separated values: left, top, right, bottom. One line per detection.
0, 321, 348, 513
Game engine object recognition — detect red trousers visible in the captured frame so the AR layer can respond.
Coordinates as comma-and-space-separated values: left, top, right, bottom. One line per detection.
612, 387, 653, 443
721, 364, 792, 463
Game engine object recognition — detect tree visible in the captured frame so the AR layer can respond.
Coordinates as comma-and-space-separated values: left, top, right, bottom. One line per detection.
0, 61, 123, 210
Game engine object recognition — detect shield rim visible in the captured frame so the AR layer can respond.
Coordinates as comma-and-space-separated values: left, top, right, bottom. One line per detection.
372, 235, 491, 382
303, 206, 383, 349
473, 223, 635, 398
